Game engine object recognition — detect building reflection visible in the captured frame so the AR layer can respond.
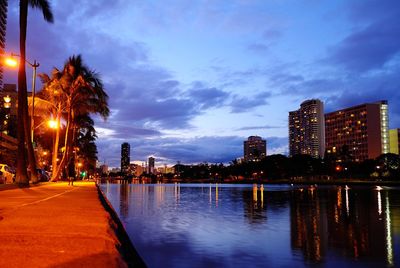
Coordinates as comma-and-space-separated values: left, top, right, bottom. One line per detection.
290, 186, 395, 265
119, 182, 130, 218
242, 184, 267, 224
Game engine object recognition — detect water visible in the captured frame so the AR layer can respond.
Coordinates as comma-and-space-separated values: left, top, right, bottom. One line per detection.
100, 183, 400, 268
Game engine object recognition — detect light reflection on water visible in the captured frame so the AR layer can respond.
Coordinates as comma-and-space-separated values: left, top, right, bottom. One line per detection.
100, 183, 400, 268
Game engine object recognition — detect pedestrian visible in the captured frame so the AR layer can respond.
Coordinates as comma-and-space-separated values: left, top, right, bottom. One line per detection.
67, 159, 75, 186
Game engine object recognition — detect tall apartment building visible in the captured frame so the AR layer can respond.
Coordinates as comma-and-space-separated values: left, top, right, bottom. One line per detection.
120, 142, 130, 175
289, 99, 325, 158
148, 156, 155, 174
0, 1, 8, 88
325, 100, 389, 162
389, 129, 400, 155
244, 136, 266, 161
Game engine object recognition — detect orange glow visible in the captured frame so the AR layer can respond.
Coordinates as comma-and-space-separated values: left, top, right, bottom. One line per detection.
336, 166, 341, 172
48, 120, 58, 129
4, 57, 18, 67
3, 95, 11, 103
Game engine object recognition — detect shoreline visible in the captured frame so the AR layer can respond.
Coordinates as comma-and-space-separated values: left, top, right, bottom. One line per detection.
96, 183, 147, 268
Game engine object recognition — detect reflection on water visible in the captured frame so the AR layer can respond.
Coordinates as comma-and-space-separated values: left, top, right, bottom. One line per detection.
101, 183, 400, 268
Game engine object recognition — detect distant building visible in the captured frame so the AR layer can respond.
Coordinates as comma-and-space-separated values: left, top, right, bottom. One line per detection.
0, 84, 17, 136
244, 136, 266, 161
289, 99, 325, 158
100, 164, 109, 175
389, 129, 400, 155
131, 163, 145, 177
148, 157, 155, 174
325, 100, 389, 161
157, 165, 175, 174
121, 143, 130, 175
0, 1, 8, 88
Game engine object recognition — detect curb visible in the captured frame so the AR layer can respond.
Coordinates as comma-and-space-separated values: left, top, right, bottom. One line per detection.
96, 183, 147, 268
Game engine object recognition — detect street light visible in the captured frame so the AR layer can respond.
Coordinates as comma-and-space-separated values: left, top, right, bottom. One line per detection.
4, 53, 40, 144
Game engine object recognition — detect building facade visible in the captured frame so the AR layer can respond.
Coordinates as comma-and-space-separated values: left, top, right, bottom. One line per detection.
148, 157, 155, 174
325, 100, 389, 162
120, 142, 130, 175
0, 84, 17, 137
289, 99, 325, 158
0, 1, 8, 88
244, 136, 266, 162
389, 129, 400, 155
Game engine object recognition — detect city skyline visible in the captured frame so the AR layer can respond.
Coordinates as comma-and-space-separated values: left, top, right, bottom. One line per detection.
3, 0, 400, 167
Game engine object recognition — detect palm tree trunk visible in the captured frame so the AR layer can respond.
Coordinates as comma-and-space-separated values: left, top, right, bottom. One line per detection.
25, 110, 38, 183
53, 106, 73, 180
50, 107, 61, 181
16, 0, 29, 186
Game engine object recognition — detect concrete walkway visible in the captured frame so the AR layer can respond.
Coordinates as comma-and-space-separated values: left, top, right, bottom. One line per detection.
0, 182, 133, 268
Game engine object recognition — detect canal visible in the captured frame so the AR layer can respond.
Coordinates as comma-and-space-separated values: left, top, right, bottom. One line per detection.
100, 183, 400, 268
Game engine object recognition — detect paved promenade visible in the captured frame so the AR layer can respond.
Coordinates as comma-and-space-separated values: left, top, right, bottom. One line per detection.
0, 182, 134, 268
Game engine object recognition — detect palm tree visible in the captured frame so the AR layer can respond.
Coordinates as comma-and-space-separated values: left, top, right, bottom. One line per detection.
38, 55, 109, 181
16, 0, 53, 186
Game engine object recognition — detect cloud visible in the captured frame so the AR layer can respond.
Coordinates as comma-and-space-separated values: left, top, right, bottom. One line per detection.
237, 125, 284, 131
323, 0, 400, 73
267, 137, 288, 156
247, 43, 269, 53
325, 18, 400, 73
187, 82, 230, 109
229, 91, 271, 113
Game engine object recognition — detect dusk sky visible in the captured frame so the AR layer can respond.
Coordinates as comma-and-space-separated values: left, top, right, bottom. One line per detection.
4, 0, 400, 168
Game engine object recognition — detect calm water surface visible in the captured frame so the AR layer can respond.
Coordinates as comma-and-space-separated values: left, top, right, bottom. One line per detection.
100, 183, 400, 268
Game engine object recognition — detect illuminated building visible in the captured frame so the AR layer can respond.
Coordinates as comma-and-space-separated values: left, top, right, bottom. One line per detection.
121, 142, 130, 175
0, 0, 7, 88
0, 84, 17, 136
389, 129, 400, 155
325, 100, 389, 161
244, 136, 266, 162
289, 99, 325, 158
148, 156, 155, 174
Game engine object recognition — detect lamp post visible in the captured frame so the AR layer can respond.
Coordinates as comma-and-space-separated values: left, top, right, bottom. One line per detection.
5, 53, 40, 143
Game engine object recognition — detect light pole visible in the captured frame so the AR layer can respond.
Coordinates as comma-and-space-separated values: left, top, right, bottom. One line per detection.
5, 53, 40, 143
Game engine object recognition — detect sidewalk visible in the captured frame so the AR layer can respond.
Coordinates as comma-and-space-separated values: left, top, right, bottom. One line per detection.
0, 182, 138, 267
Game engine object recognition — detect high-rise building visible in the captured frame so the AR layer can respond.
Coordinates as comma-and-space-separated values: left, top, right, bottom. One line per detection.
389, 129, 400, 155
148, 156, 155, 174
244, 136, 266, 161
121, 142, 130, 175
325, 100, 389, 161
289, 99, 325, 158
0, 1, 8, 88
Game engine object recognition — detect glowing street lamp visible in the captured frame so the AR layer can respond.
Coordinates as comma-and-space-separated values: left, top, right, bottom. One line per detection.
3, 95, 11, 109
4, 57, 18, 67
48, 119, 58, 129
4, 53, 40, 144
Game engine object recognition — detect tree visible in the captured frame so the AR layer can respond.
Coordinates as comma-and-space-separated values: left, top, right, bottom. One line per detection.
39, 55, 109, 181
16, 0, 53, 186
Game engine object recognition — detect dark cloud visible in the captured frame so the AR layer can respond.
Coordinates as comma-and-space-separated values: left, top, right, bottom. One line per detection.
98, 136, 245, 166
323, 0, 400, 73
237, 125, 284, 131
325, 17, 400, 73
115, 98, 197, 129
187, 82, 230, 109
230, 91, 271, 113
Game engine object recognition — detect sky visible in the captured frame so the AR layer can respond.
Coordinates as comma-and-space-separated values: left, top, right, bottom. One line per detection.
4, 0, 400, 168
